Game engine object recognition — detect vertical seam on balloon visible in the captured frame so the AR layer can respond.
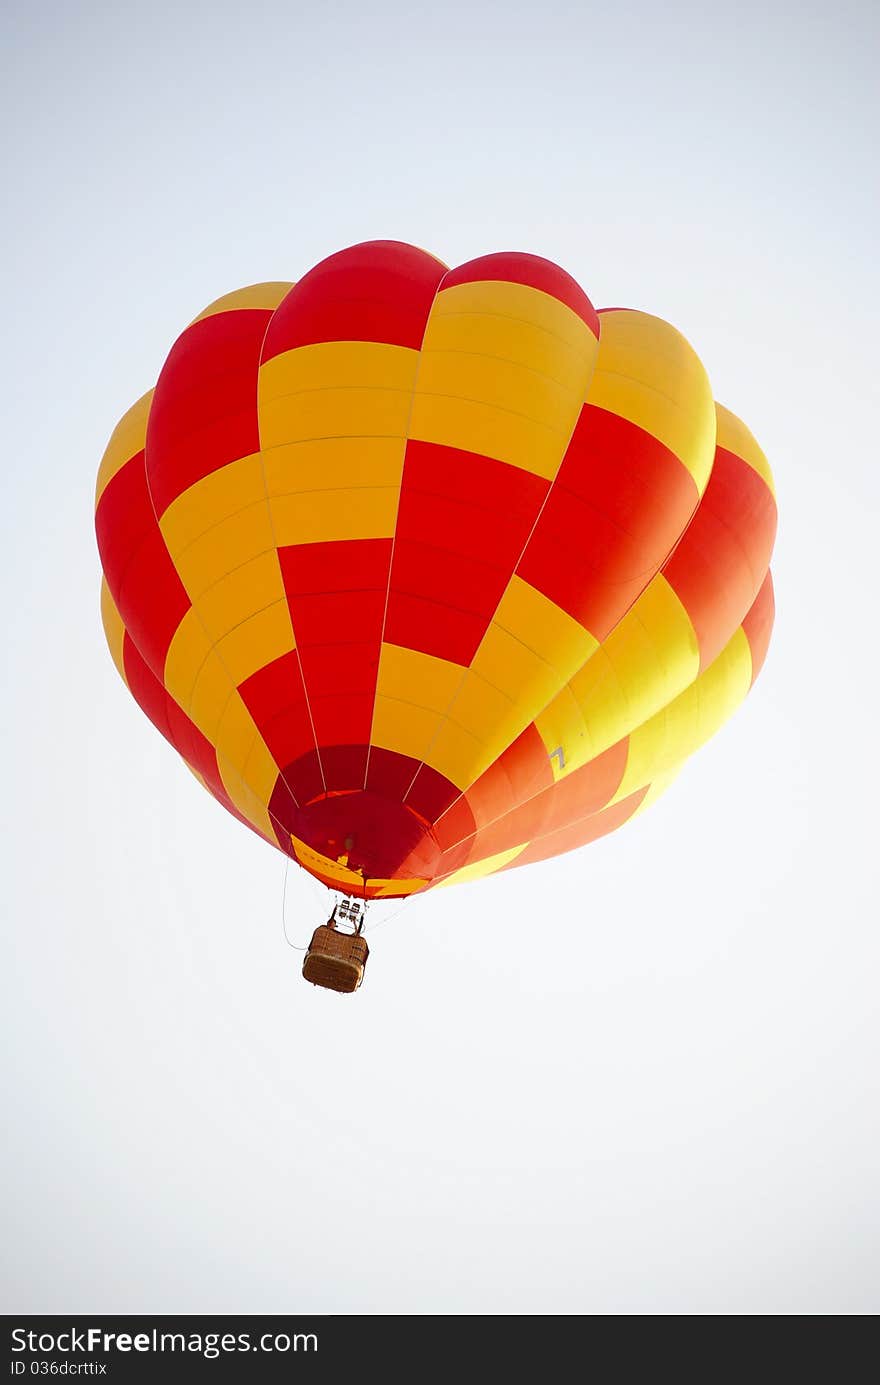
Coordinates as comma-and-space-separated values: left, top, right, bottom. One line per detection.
116, 525, 280, 846
362, 266, 452, 794
251, 296, 325, 807
668, 489, 775, 671
139, 355, 301, 839
400, 311, 603, 817
423, 351, 715, 836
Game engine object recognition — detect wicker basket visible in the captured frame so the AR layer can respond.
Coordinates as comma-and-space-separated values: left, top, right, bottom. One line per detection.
302, 924, 369, 994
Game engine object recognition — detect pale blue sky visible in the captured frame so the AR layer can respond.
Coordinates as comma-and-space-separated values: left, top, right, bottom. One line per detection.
2, 0, 878, 1313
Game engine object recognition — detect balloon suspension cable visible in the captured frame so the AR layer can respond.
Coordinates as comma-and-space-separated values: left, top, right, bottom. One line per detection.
280, 855, 306, 951
362, 896, 411, 935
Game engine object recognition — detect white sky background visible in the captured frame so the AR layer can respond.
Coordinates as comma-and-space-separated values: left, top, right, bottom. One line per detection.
2, 0, 878, 1314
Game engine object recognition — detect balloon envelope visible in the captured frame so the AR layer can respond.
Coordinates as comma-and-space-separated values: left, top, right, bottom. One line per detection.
95, 241, 776, 898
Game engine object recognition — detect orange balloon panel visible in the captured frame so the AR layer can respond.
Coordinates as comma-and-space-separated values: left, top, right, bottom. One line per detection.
95, 242, 776, 898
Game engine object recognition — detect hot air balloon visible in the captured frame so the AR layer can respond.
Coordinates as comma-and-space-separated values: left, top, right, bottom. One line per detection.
95, 241, 776, 992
